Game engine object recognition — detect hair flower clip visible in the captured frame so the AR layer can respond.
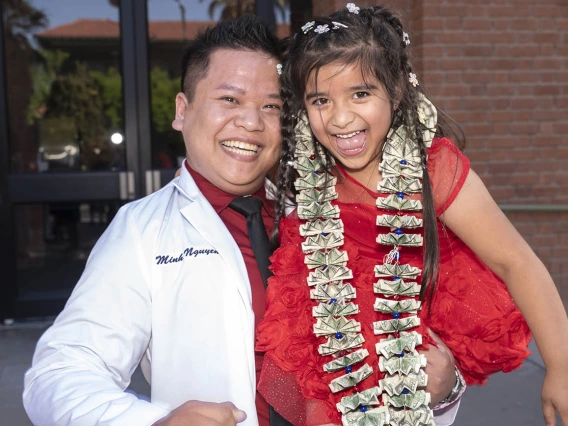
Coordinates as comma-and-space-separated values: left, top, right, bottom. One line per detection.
302, 21, 315, 34
346, 3, 360, 14
276, 64, 282, 75
314, 24, 330, 34
332, 21, 348, 29
408, 72, 419, 87
403, 32, 410, 45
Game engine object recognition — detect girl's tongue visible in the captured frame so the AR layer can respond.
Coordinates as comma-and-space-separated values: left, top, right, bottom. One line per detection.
334, 131, 367, 156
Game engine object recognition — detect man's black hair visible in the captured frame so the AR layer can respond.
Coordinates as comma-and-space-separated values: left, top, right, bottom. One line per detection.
180, 15, 281, 102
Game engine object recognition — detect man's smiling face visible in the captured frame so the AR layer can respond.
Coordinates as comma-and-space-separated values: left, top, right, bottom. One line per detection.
173, 48, 282, 195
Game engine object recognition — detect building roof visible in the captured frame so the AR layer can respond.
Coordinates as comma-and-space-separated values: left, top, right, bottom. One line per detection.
37, 19, 120, 39
36, 19, 290, 41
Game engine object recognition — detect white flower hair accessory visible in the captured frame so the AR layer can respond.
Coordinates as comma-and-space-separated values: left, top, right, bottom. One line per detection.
403, 32, 410, 45
276, 64, 282, 75
332, 21, 349, 29
408, 72, 419, 87
301, 20, 348, 35
346, 3, 360, 14
302, 21, 315, 34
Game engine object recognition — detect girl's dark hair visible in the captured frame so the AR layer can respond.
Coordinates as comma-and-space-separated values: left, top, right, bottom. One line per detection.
271, 6, 466, 301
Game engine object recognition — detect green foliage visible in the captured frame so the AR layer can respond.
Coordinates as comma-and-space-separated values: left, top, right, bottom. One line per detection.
28, 53, 182, 134
45, 61, 105, 142
27, 50, 183, 167
28, 54, 123, 130
41, 61, 111, 168
149, 67, 184, 166
91, 67, 123, 129
27, 49, 69, 124
150, 67, 179, 133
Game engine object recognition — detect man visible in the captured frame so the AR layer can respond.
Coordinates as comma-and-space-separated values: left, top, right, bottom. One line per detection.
23, 16, 461, 426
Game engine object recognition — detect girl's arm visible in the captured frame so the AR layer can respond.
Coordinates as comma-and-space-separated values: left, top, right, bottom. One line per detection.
441, 169, 568, 426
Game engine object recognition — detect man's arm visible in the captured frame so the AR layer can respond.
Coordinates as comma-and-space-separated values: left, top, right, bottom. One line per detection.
23, 206, 169, 426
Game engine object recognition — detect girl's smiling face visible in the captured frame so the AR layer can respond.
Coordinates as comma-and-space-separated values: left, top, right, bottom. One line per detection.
304, 62, 394, 186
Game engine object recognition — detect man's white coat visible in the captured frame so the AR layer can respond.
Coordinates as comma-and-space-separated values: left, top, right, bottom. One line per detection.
23, 164, 259, 426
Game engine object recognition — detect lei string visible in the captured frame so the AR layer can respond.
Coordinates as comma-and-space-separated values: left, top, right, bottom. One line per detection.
292, 93, 438, 426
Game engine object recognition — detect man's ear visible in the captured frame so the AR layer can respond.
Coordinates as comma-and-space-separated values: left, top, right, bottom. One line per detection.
172, 92, 189, 131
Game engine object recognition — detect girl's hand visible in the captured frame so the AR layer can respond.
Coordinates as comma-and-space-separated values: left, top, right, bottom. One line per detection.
542, 367, 568, 426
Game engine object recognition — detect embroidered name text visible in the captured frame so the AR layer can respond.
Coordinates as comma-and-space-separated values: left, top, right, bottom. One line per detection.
156, 247, 219, 265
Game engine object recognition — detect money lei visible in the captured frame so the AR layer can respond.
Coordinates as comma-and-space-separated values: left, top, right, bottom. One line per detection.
293, 94, 438, 426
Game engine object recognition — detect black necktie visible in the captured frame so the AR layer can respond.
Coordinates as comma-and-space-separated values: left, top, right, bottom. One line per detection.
229, 196, 273, 288
230, 196, 292, 426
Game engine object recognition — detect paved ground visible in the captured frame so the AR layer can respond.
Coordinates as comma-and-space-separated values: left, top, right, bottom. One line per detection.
0, 321, 561, 426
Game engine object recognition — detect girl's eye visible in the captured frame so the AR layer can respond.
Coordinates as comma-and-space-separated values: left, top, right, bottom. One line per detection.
312, 98, 329, 106
265, 104, 282, 110
354, 91, 370, 99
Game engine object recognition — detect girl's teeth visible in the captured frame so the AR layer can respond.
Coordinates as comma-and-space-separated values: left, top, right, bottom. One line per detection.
336, 131, 361, 139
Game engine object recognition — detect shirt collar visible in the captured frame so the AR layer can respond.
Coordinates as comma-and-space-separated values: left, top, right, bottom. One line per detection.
185, 162, 273, 217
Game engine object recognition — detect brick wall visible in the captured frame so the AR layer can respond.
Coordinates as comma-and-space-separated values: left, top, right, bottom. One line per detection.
416, 0, 568, 308
308, 0, 568, 308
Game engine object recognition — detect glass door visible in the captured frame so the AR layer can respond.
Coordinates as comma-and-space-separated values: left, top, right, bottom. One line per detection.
0, 0, 147, 320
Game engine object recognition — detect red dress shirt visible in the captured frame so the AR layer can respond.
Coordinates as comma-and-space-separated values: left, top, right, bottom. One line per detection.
186, 163, 272, 426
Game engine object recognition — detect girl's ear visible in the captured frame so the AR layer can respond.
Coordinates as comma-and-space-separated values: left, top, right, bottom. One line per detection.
172, 92, 189, 131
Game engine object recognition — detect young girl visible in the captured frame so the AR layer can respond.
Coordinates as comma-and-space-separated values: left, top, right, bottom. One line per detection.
257, 4, 568, 426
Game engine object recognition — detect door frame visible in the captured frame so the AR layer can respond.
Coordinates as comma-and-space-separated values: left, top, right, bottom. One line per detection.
0, 0, 18, 321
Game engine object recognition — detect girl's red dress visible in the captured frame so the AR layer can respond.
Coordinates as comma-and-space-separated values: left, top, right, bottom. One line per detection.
256, 138, 531, 425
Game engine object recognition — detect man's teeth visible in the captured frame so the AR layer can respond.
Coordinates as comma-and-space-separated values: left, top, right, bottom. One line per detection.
221, 140, 259, 155
335, 131, 362, 139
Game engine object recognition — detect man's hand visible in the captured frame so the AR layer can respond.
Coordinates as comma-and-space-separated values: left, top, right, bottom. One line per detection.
153, 400, 247, 426
420, 329, 457, 407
